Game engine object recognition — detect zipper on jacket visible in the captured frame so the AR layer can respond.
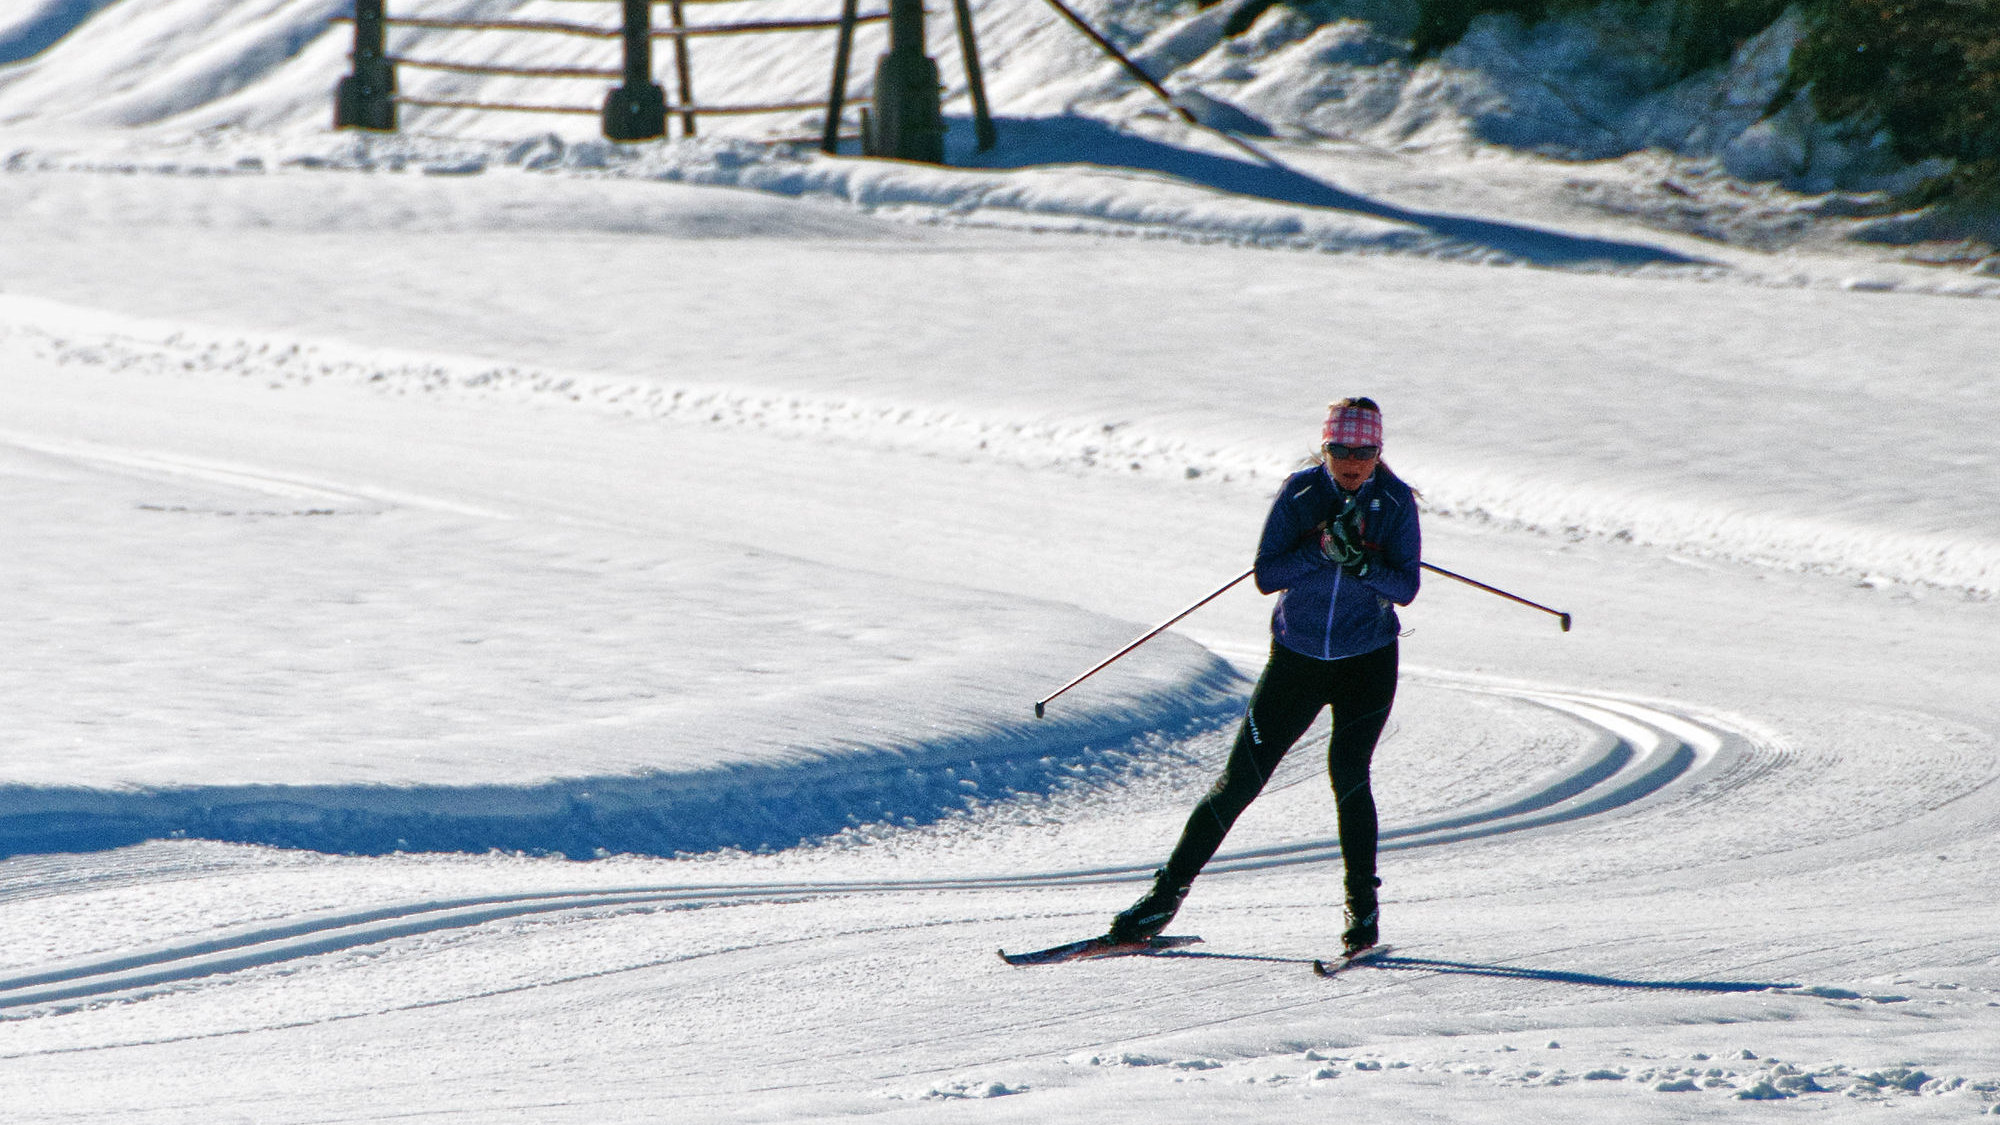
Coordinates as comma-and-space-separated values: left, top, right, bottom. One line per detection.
1324, 567, 1340, 659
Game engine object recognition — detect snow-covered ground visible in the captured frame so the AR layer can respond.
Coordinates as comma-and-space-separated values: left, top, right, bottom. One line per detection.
4, 0, 1999, 1118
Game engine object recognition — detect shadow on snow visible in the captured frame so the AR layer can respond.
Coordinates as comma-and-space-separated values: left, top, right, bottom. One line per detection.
1371, 954, 1793, 992
939, 114, 1709, 269
0, 668, 1246, 862
1163, 949, 1791, 992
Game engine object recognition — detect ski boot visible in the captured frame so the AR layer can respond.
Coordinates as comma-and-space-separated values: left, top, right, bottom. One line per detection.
1108, 868, 1190, 944
1341, 876, 1381, 955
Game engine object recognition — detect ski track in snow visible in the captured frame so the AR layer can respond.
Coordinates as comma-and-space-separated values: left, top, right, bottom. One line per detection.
0, 682, 1786, 1012
1, 297, 1995, 1124
3, 0, 1999, 1116
0, 427, 512, 520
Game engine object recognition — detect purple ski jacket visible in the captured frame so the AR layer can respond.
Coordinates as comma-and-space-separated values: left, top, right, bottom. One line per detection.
1254, 462, 1422, 662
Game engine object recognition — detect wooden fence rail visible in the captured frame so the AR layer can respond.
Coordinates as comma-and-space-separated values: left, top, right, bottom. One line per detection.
333, 13, 887, 38
396, 94, 842, 116
334, 0, 989, 154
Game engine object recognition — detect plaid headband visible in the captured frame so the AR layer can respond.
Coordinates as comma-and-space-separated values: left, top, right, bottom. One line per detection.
1323, 405, 1383, 449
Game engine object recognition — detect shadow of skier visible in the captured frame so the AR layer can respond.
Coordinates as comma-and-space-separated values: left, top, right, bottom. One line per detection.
1365, 954, 1793, 992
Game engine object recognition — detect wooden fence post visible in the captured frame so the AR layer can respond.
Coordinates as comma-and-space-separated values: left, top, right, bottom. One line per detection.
867, 0, 943, 161
334, 0, 397, 130
602, 0, 666, 140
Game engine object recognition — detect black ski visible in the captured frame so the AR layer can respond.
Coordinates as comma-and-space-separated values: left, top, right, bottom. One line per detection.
1312, 943, 1394, 977
999, 934, 1202, 966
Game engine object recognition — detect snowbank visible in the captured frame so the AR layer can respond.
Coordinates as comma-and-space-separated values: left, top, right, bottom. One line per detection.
0, 299, 1247, 857
0, 0, 1945, 198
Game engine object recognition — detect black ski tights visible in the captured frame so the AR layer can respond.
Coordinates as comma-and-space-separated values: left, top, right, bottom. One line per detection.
1159, 639, 1399, 895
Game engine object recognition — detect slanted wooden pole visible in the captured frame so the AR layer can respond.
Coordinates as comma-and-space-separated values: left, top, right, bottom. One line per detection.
821, 0, 860, 153
951, 0, 995, 152
668, 0, 697, 137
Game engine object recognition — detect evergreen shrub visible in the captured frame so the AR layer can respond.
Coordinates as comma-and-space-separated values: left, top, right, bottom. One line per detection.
1410, 0, 1789, 72
1788, 0, 2000, 198
1404, 0, 2000, 196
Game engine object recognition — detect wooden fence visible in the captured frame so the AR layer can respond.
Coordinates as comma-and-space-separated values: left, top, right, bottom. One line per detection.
333, 0, 992, 153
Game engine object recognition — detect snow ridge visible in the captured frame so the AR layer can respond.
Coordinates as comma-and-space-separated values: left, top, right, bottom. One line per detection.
1, 128, 1704, 267
0, 701, 1240, 859
5, 298, 1991, 598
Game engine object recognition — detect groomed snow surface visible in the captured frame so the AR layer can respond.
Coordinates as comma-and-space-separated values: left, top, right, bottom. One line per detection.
4, 0, 2000, 1118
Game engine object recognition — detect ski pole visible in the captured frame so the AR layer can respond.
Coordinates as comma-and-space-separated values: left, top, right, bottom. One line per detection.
1035, 567, 1255, 718
1421, 561, 1571, 632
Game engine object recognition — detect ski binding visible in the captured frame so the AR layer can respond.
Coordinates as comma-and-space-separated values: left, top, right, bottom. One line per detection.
1312, 943, 1394, 977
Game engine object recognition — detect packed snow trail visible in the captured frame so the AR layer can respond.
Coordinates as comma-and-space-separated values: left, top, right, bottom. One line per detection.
1, 320, 1995, 1119
0, 158, 1996, 1120
0, 675, 1758, 1009
4, 0, 1999, 1111
4, 173, 1995, 596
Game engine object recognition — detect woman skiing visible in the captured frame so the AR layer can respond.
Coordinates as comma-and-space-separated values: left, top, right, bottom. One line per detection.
1108, 397, 1421, 956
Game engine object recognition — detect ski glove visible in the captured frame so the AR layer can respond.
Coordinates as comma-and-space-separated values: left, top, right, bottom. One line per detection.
1320, 502, 1363, 559
1320, 501, 1373, 578
1320, 526, 1364, 568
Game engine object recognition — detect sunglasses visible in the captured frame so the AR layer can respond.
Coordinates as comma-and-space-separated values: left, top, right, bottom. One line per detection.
1322, 443, 1380, 461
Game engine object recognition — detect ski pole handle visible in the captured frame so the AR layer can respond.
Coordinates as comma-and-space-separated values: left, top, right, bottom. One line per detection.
1421, 561, 1571, 631
1036, 567, 1256, 718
